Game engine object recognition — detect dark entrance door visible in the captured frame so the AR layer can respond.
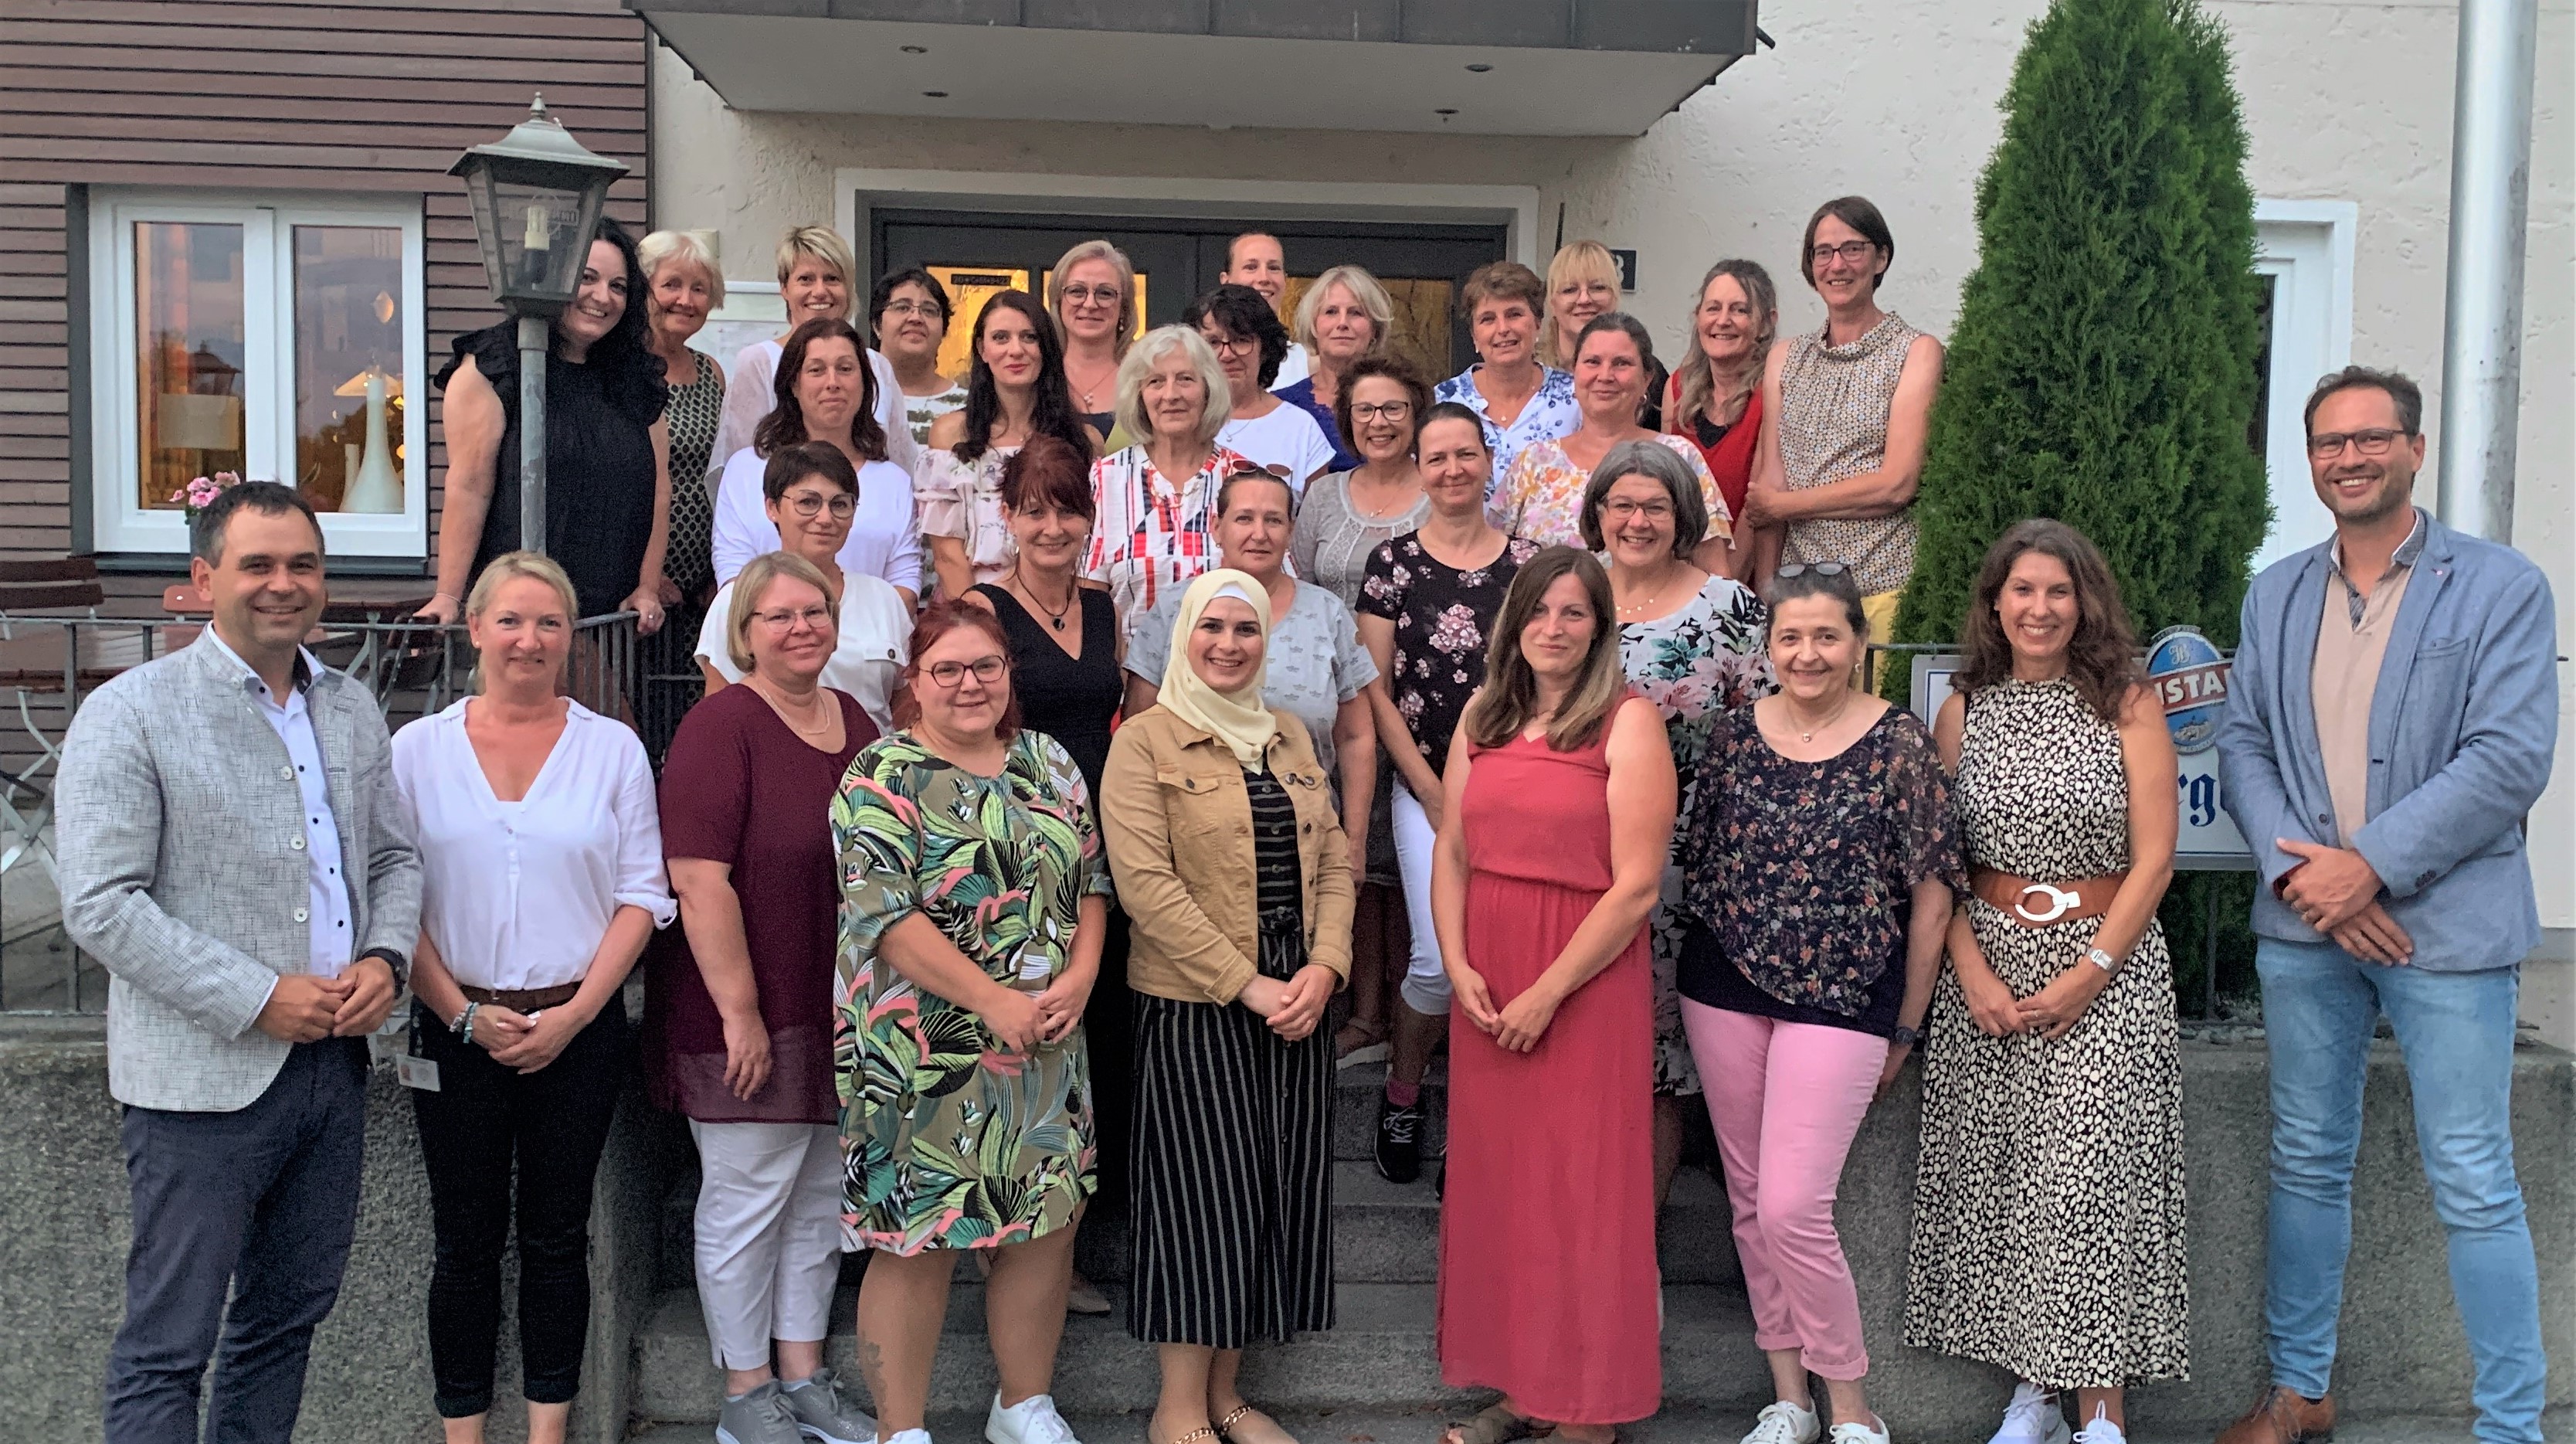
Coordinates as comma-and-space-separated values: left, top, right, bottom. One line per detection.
872, 209, 1508, 382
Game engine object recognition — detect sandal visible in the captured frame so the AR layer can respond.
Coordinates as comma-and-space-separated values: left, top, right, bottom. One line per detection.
1215, 1403, 1299, 1444
1443, 1402, 1555, 1444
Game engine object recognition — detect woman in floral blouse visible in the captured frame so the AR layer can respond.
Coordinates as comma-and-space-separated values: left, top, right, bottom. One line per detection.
833, 601, 1112, 1444
1583, 440, 1772, 1211
1674, 563, 1960, 1444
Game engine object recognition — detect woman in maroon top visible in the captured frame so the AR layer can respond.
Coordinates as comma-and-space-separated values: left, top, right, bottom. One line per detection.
647, 550, 883, 1444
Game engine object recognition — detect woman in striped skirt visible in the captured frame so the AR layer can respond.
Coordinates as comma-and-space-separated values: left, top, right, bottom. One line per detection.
1101, 569, 1357, 1444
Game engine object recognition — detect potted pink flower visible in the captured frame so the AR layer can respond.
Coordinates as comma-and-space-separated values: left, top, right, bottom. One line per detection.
170, 471, 243, 521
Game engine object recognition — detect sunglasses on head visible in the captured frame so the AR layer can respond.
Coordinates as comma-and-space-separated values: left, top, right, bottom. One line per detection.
1773, 562, 1850, 578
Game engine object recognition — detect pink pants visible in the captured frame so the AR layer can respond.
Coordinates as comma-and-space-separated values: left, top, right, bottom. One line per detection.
1683, 998, 1887, 1381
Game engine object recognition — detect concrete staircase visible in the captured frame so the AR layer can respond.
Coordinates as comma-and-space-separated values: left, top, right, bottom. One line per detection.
629, 1067, 1767, 1428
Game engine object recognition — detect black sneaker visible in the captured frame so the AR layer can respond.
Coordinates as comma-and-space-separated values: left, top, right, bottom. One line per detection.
1375, 1096, 1424, 1184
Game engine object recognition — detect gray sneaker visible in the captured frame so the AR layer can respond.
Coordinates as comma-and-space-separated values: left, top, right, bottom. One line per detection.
717, 1381, 804, 1444
781, 1368, 880, 1444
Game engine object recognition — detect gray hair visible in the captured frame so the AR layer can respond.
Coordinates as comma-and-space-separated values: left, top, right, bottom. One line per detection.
637, 229, 726, 308
1115, 324, 1230, 447
1577, 440, 1708, 558
1292, 264, 1393, 357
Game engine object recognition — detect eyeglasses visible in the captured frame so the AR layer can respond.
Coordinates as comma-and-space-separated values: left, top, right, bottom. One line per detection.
1809, 240, 1879, 267
924, 655, 1009, 688
1773, 562, 1849, 578
1060, 284, 1122, 307
1202, 332, 1254, 356
752, 604, 833, 631
880, 300, 944, 320
1600, 498, 1674, 522
786, 493, 858, 519
1350, 401, 1414, 423
2307, 427, 2408, 460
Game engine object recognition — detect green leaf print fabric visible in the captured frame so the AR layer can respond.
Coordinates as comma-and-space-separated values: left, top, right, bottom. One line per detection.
833, 729, 1114, 1254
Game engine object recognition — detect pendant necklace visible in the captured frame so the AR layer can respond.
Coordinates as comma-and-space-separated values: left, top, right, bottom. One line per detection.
1790, 692, 1852, 744
1017, 565, 1074, 632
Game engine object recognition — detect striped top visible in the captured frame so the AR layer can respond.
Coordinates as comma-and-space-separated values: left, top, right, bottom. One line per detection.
1777, 312, 1927, 596
1244, 765, 1304, 926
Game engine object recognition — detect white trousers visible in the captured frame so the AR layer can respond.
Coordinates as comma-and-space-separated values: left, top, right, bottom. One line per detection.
1390, 779, 1452, 1018
687, 1120, 844, 1371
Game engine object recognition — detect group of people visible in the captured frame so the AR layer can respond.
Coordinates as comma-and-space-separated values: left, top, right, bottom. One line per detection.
50, 192, 2556, 1444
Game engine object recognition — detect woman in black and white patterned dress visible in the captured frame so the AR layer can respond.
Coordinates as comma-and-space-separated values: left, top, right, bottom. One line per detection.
1905, 520, 2187, 1444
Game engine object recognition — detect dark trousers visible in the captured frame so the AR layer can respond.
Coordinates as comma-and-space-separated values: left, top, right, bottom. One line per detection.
104, 1036, 369, 1444
409, 994, 630, 1418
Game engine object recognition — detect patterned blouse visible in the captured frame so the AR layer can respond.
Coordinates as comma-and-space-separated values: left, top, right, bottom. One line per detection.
1081, 442, 1257, 637
1678, 705, 1962, 1019
902, 382, 969, 447
1434, 363, 1580, 491
1126, 578, 1378, 790
1494, 433, 1733, 552
1356, 532, 1542, 773
1776, 312, 1929, 596
663, 352, 727, 598
915, 443, 1018, 591
1291, 470, 1431, 612
1620, 575, 1773, 808
833, 729, 1113, 1255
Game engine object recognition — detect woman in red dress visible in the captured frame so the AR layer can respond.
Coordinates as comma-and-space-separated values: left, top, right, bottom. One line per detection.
1431, 545, 1678, 1444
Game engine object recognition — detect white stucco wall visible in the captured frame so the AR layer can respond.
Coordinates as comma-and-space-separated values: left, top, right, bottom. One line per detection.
650, 1, 2574, 945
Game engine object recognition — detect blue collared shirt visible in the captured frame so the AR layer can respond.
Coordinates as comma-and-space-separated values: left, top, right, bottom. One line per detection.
1434, 363, 1580, 498
200, 627, 355, 980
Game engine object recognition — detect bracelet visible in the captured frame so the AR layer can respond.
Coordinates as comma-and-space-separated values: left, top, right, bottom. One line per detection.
455, 1001, 481, 1045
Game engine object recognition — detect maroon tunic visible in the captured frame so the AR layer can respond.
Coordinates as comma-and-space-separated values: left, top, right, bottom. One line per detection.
643, 683, 875, 1123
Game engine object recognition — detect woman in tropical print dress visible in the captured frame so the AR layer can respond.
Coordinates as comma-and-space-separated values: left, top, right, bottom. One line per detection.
833, 600, 1112, 1444
1581, 440, 1772, 1210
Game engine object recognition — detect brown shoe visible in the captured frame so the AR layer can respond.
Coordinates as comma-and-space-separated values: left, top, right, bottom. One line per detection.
2215, 1386, 2336, 1444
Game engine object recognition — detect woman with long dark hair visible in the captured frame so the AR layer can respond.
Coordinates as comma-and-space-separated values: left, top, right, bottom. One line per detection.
921, 289, 1101, 598
1906, 519, 2185, 1444
423, 217, 670, 630
709, 316, 921, 604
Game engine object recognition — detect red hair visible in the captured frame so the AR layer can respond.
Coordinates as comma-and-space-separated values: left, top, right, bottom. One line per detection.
904, 600, 1022, 739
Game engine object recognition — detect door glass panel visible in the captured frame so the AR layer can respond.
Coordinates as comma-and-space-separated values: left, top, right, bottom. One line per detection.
135, 221, 247, 508
291, 226, 407, 513
1282, 274, 1458, 383
927, 263, 1151, 379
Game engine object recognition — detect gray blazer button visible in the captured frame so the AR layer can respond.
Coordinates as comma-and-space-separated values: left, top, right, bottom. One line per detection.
279, 765, 294, 780
293, 907, 309, 923
290, 836, 306, 851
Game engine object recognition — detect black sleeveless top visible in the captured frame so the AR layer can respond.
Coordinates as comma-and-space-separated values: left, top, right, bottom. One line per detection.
974, 583, 1124, 800
436, 321, 667, 618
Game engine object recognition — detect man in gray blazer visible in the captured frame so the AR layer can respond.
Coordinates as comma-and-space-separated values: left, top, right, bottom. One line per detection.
58, 482, 421, 1444
2214, 367, 2557, 1444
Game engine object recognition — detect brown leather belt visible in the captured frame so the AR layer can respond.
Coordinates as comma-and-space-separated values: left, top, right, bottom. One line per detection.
1970, 867, 2128, 928
459, 981, 582, 1013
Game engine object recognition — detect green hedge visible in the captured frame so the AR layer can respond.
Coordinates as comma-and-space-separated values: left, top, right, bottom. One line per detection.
1896, 0, 2270, 657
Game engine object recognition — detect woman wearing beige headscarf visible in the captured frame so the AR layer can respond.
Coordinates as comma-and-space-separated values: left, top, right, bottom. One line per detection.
1101, 568, 1354, 1444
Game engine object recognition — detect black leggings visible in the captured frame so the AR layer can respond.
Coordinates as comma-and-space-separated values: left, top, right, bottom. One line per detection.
408, 993, 630, 1419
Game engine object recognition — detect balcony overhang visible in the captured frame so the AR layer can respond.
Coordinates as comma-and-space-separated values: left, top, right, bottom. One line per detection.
633, 2, 1757, 137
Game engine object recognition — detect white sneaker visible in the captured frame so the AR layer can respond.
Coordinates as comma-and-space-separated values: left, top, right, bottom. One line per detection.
1743, 1398, 1823, 1444
1991, 1384, 2070, 1444
1828, 1416, 1892, 1444
2071, 1405, 2126, 1444
876, 1432, 933, 1444
986, 1391, 1081, 1444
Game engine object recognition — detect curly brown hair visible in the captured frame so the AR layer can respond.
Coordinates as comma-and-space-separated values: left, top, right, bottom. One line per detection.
1330, 353, 1431, 457
1952, 519, 2142, 724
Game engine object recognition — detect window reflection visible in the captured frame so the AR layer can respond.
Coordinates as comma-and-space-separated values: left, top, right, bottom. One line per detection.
293, 226, 406, 513
136, 222, 246, 509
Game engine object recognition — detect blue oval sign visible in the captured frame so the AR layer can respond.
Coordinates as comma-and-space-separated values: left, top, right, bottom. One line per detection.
2146, 626, 2229, 755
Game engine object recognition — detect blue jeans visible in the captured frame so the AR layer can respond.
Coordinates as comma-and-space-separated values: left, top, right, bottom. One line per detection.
2257, 937, 2545, 1443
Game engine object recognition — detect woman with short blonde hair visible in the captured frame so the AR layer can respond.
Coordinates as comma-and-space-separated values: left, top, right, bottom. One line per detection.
1084, 326, 1253, 635
1277, 264, 1394, 474
1051, 238, 1141, 440
640, 229, 728, 607
1538, 240, 1622, 372
711, 225, 918, 474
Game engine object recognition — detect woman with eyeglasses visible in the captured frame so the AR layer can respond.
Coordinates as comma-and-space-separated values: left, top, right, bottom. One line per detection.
650, 550, 884, 1444
1050, 240, 1140, 444
1188, 284, 1338, 494
834, 600, 1111, 1444
871, 267, 968, 447
694, 441, 910, 734
1583, 442, 1773, 1211
1495, 312, 1734, 577
1741, 197, 1945, 658
921, 289, 1101, 600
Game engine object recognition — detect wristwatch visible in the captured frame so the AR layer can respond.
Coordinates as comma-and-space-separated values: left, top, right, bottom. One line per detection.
358, 946, 410, 990
2085, 945, 2123, 974
1889, 1024, 1922, 1049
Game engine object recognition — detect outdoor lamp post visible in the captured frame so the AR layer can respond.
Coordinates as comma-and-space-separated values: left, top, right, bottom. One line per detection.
448, 95, 628, 556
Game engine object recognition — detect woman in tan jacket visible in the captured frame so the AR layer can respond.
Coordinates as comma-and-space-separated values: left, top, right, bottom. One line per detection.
1101, 567, 1355, 1444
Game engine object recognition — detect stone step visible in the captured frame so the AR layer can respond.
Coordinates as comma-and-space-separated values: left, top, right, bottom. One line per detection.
630, 1279, 1763, 1425
1329, 1064, 1444, 1163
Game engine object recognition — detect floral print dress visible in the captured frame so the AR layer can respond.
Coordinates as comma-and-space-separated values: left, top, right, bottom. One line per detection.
1493, 434, 1732, 552
1356, 532, 1543, 775
1617, 573, 1773, 1095
833, 729, 1114, 1254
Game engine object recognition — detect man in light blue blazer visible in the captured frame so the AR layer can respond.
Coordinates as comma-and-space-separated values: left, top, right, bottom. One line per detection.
58, 482, 420, 1444
2214, 367, 2557, 1444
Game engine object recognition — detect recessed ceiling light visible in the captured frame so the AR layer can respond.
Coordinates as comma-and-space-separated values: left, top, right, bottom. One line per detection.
1465, 63, 1492, 73
900, 44, 928, 54
922, 90, 949, 98
1435, 107, 1459, 116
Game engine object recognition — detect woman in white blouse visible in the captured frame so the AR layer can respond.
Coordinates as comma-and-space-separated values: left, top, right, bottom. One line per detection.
708, 224, 918, 478
709, 316, 924, 603
392, 550, 677, 1444
1187, 284, 1336, 494
697, 441, 910, 734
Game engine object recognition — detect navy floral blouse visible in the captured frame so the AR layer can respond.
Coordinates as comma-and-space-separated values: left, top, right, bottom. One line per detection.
1677, 703, 1963, 1019
1356, 532, 1542, 773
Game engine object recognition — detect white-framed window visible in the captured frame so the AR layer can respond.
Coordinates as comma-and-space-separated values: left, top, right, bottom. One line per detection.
2250, 199, 2358, 575
86, 189, 429, 559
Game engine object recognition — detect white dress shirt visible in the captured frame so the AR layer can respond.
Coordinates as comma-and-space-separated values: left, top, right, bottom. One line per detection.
694, 570, 910, 732
200, 628, 352, 980
709, 447, 923, 596
391, 698, 677, 992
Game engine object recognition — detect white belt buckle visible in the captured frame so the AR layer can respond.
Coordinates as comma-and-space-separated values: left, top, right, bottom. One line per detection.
2014, 882, 2078, 925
